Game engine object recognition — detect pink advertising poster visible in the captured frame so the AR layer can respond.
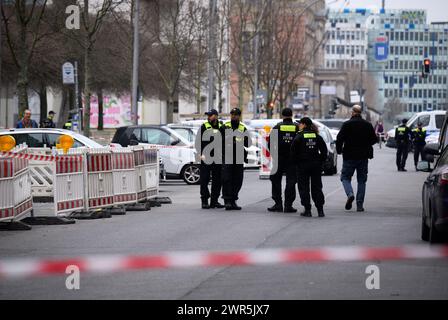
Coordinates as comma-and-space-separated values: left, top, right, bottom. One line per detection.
89, 94, 133, 128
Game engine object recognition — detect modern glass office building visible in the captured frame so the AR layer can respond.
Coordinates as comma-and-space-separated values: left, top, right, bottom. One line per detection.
325, 8, 448, 114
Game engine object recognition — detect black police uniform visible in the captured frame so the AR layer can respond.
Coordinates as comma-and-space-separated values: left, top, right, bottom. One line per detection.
268, 119, 300, 210
195, 120, 224, 208
220, 121, 248, 209
412, 127, 427, 167
291, 129, 328, 214
40, 117, 55, 128
395, 124, 411, 171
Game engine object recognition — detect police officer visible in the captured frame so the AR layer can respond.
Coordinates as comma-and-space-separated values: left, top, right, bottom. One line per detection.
220, 108, 249, 210
412, 122, 427, 170
395, 119, 412, 171
267, 107, 300, 213
40, 111, 56, 128
195, 109, 225, 209
291, 117, 328, 217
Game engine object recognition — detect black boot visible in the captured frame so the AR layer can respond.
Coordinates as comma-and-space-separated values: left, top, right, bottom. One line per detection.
225, 201, 233, 211
231, 201, 242, 210
317, 207, 325, 217
300, 208, 312, 217
202, 199, 210, 209
284, 206, 297, 213
268, 203, 283, 212
210, 201, 225, 209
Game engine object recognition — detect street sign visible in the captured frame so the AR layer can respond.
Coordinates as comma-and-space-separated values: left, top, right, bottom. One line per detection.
320, 86, 337, 95
62, 62, 75, 84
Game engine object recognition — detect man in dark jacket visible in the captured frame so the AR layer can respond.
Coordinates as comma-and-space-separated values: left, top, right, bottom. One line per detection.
195, 109, 224, 209
291, 117, 328, 217
40, 111, 56, 128
267, 107, 300, 213
336, 105, 377, 212
220, 108, 249, 211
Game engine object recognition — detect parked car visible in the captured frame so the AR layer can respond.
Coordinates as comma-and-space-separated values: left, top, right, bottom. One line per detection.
418, 142, 448, 243
314, 119, 348, 141
312, 120, 338, 175
111, 125, 200, 184
167, 124, 198, 144
386, 111, 445, 148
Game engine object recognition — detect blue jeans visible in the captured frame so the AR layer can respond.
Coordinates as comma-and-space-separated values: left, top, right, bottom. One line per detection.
340, 159, 369, 206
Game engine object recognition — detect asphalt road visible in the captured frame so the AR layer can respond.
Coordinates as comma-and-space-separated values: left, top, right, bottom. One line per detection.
0, 147, 447, 299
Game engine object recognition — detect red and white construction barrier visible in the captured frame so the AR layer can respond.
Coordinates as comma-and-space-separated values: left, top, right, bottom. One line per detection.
259, 130, 271, 180
0, 151, 82, 162
0, 245, 447, 279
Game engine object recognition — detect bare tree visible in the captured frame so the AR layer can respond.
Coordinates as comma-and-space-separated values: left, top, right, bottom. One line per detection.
1, 0, 49, 116
383, 96, 406, 123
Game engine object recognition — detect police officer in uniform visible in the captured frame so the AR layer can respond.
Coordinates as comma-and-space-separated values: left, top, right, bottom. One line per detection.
195, 109, 225, 209
40, 111, 56, 128
412, 122, 427, 170
395, 119, 412, 171
268, 107, 300, 213
220, 108, 249, 210
291, 117, 328, 217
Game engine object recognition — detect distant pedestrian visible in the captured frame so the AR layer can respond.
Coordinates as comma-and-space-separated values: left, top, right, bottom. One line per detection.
336, 105, 377, 212
40, 111, 56, 128
291, 117, 327, 217
395, 119, 412, 171
412, 122, 427, 170
16, 109, 38, 128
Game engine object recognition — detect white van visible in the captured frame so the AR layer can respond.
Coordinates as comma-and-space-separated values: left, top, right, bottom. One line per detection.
386, 111, 446, 148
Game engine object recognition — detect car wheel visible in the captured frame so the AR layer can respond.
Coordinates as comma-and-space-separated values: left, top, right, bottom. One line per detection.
182, 164, 200, 185
421, 215, 430, 242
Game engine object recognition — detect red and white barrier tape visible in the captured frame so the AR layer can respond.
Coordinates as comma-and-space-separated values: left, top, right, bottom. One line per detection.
0, 151, 82, 162
1, 245, 447, 279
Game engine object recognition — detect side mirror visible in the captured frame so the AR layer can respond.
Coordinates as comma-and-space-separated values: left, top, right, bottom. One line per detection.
171, 139, 181, 146
424, 143, 440, 156
424, 153, 435, 163
417, 161, 432, 172
129, 139, 139, 146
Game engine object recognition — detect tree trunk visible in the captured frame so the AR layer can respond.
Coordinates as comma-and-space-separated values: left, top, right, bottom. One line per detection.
39, 84, 47, 124
83, 45, 92, 137
98, 89, 104, 131
166, 97, 174, 124
17, 22, 29, 116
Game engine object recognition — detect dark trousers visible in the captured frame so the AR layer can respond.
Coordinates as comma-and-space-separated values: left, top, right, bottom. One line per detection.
414, 144, 425, 167
200, 163, 222, 202
297, 162, 325, 210
396, 142, 409, 169
222, 164, 244, 202
270, 159, 296, 207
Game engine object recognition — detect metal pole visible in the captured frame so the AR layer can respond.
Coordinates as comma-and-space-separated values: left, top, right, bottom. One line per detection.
131, 0, 140, 125
207, 0, 217, 112
74, 61, 81, 133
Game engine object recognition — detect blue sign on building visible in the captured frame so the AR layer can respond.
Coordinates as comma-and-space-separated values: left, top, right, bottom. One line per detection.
375, 42, 389, 61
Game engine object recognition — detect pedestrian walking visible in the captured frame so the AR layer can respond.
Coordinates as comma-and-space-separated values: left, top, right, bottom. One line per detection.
395, 119, 412, 171
291, 117, 328, 217
220, 108, 249, 211
40, 111, 56, 128
336, 105, 377, 212
16, 109, 38, 128
412, 122, 427, 170
195, 109, 225, 209
267, 107, 300, 213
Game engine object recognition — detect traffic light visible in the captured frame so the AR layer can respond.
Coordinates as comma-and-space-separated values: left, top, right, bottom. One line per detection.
423, 58, 431, 74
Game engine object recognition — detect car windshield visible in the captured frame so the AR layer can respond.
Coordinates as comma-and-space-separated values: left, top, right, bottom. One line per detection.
317, 120, 345, 130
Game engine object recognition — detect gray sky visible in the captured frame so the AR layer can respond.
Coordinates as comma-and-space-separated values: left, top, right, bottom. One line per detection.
326, 0, 448, 23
